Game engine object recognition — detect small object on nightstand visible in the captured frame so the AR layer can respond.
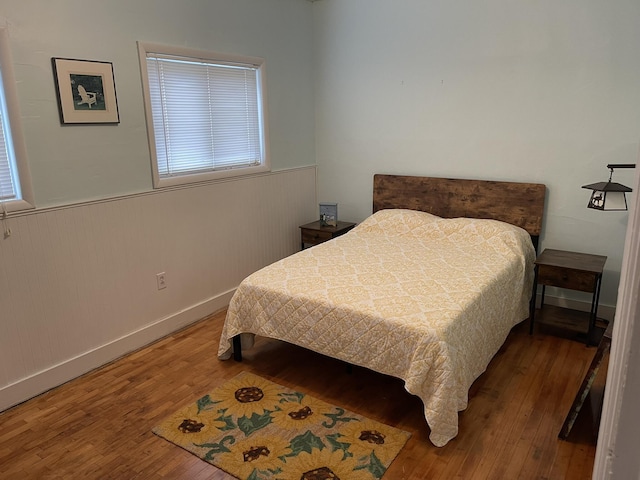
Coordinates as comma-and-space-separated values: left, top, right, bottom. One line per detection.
529, 248, 607, 345
319, 202, 338, 227
300, 220, 356, 250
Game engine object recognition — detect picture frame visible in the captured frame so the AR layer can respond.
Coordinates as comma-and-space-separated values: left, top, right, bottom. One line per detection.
51, 57, 120, 124
319, 202, 338, 227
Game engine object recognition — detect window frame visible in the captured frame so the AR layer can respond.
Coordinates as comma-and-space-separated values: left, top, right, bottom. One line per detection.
0, 28, 34, 213
137, 41, 271, 188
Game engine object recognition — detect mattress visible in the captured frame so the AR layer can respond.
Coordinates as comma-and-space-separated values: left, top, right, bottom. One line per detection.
218, 209, 535, 446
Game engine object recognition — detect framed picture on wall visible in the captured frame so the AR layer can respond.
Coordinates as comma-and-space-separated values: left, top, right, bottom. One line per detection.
51, 57, 120, 124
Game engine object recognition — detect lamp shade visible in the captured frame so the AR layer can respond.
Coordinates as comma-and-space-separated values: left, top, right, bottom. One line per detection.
582, 181, 633, 211
582, 163, 635, 211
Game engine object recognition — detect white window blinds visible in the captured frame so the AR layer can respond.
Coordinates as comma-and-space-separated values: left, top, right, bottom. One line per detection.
145, 53, 265, 180
0, 30, 22, 208
0, 26, 32, 213
0, 71, 19, 202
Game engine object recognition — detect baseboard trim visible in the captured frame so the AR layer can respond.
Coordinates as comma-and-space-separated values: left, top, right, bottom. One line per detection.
0, 290, 235, 413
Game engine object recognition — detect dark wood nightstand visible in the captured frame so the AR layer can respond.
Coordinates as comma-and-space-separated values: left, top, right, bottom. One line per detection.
529, 248, 607, 345
299, 220, 356, 249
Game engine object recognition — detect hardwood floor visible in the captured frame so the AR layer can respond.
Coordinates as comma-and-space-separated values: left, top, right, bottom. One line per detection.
0, 308, 605, 479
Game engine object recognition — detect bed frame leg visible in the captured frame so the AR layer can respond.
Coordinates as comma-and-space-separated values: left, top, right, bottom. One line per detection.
232, 335, 242, 362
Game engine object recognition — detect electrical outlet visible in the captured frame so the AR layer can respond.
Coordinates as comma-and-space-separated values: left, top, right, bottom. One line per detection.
156, 272, 167, 290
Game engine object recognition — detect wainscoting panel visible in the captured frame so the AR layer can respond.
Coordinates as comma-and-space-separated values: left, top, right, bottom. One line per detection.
0, 167, 316, 411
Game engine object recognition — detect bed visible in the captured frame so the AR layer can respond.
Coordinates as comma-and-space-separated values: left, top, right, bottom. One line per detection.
218, 174, 546, 447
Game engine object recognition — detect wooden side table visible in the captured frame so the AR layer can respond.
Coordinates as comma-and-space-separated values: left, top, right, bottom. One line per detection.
529, 248, 607, 345
299, 220, 356, 249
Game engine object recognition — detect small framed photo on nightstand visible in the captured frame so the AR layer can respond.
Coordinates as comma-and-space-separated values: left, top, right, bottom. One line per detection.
319, 202, 338, 226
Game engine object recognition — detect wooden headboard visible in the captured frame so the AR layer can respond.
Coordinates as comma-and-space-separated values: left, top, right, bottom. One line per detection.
373, 174, 546, 248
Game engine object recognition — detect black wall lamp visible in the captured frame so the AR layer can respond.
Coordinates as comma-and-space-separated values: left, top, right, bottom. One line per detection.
582, 163, 636, 211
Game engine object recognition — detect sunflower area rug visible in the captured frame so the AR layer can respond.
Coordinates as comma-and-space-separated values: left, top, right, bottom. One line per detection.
153, 372, 411, 480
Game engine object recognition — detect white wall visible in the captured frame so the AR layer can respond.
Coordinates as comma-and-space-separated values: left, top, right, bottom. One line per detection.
0, 0, 317, 409
312, 0, 640, 311
3, 0, 315, 207
0, 168, 317, 410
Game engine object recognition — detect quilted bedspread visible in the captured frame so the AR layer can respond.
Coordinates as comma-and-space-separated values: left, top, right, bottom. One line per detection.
218, 209, 535, 446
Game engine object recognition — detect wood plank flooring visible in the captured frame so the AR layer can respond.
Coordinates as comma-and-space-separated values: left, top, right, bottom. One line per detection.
0, 308, 605, 479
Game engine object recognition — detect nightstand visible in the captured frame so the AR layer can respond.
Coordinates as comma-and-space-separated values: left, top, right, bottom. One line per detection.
529, 248, 607, 345
299, 220, 356, 249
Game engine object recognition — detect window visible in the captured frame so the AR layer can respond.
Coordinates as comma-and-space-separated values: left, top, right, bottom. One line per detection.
0, 28, 33, 212
137, 42, 270, 188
